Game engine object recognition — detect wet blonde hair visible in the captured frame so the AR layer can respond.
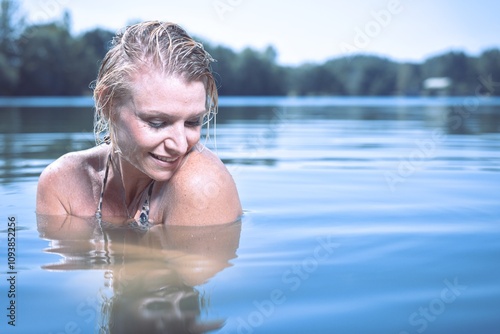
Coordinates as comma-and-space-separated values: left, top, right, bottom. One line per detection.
92, 21, 217, 145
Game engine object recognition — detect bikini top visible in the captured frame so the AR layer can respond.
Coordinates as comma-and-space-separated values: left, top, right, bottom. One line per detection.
96, 154, 154, 226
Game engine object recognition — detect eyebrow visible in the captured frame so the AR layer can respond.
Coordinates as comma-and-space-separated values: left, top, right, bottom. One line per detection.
136, 109, 207, 119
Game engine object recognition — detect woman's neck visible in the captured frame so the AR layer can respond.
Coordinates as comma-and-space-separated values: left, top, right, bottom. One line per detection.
111, 150, 153, 208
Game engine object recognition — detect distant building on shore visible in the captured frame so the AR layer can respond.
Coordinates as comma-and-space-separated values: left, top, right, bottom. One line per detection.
422, 77, 452, 96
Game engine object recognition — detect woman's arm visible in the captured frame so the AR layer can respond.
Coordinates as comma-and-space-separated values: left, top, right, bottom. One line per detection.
36, 159, 70, 215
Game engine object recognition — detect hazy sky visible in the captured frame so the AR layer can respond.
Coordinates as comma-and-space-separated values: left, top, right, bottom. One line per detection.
21, 0, 500, 65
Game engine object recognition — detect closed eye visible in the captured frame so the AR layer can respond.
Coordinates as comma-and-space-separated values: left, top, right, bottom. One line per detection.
144, 112, 205, 129
148, 121, 166, 129
185, 120, 202, 127
185, 115, 204, 128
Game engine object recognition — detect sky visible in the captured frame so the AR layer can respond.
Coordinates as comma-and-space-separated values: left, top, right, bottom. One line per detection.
20, 0, 500, 65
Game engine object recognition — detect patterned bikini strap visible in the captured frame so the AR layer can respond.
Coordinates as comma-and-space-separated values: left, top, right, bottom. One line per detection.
138, 181, 154, 225
96, 153, 154, 227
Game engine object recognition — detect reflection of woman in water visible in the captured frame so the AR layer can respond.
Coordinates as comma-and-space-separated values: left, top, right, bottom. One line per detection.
38, 215, 241, 333
36, 21, 242, 226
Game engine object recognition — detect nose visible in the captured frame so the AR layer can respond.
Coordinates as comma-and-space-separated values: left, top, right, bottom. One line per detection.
164, 122, 188, 155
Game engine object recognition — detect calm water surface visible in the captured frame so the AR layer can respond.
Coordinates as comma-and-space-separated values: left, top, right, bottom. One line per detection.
1, 97, 500, 334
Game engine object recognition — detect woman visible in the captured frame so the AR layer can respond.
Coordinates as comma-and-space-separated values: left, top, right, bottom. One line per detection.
36, 21, 242, 226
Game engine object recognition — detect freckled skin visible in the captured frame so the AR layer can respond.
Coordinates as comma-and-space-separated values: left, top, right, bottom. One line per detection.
36, 72, 242, 226
112, 72, 206, 185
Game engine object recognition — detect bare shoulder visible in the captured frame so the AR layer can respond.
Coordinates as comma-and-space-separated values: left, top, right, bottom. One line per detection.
162, 146, 242, 226
36, 146, 107, 215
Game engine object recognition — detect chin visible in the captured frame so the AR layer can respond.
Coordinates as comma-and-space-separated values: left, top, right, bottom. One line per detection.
146, 169, 173, 182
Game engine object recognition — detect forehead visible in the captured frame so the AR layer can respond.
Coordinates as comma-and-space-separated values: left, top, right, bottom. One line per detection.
127, 70, 207, 114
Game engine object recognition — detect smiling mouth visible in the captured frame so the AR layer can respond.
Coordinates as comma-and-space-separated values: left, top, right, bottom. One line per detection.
150, 153, 179, 163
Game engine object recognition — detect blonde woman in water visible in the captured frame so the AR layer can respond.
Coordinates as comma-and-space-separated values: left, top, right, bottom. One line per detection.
36, 21, 242, 226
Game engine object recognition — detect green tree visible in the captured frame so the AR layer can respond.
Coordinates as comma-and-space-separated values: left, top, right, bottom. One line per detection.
290, 63, 345, 95
3, 5, 499, 98
204, 42, 240, 95
81, 28, 114, 62
17, 22, 72, 95
477, 49, 500, 96
16, 12, 105, 96
0, 0, 23, 94
421, 51, 477, 95
326, 56, 397, 96
79, 28, 115, 91
395, 63, 421, 96
233, 46, 286, 95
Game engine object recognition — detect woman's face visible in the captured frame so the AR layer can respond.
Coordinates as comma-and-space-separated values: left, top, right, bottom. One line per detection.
112, 70, 206, 181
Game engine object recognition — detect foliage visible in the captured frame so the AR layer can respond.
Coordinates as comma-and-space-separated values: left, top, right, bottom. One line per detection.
1, 2, 500, 96
206, 44, 287, 96
0, 0, 22, 94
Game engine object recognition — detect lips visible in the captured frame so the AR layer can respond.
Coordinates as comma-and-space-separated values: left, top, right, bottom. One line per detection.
150, 153, 179, 163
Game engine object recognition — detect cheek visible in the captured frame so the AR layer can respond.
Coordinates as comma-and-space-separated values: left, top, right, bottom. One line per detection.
114, 120, 153, 153
187, 128, 202, 146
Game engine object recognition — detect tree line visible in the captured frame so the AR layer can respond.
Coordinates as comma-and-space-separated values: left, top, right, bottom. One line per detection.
1, 1, 500, 97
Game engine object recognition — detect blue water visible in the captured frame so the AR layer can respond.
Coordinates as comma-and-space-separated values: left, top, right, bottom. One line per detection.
1, 97, 499, 333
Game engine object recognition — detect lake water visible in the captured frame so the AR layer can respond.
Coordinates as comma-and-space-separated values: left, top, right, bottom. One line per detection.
1, 97, 499, 334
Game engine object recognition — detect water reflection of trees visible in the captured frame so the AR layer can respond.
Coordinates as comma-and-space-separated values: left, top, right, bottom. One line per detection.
0, 106, 94, 184
217, 104, 500, 134
0, 107, 94, 133
444, 105, 500, 135
37, 215, 241, 334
